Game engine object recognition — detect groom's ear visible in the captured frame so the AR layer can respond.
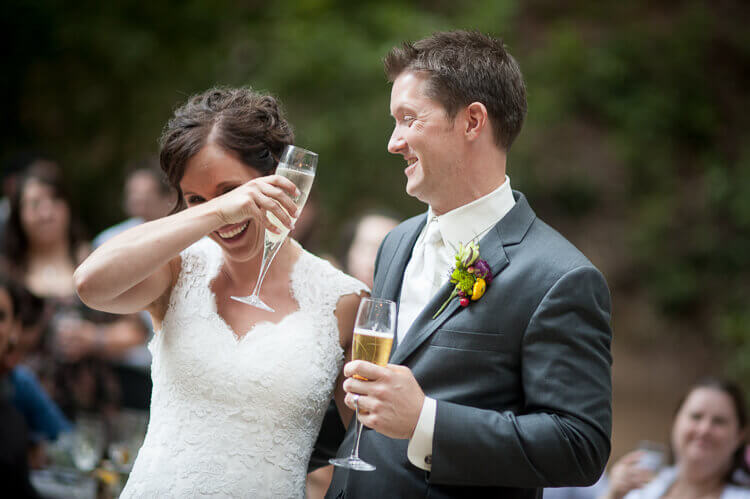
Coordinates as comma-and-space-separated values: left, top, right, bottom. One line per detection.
463, 102, 489, 142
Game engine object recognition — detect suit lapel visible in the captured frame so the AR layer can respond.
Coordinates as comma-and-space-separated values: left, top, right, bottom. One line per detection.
389, 191, 535, 365
378, 216, 425, 303
375, 214, 426, 355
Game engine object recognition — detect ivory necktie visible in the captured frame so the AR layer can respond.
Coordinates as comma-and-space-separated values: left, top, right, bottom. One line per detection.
421, 218, 448, 296
397, 218, 449, 342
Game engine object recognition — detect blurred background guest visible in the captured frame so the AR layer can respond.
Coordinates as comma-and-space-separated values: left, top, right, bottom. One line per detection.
92, 160, 174, 410
0, 274, 42, 498
603, 377, 749, 498
1, 167, 147, 418
1, 155, 60, 250
339, 210, 400, 289
0, 277, 71, 470
92, 159, 174, 248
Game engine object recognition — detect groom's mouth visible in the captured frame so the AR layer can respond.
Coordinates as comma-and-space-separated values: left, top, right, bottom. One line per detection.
405, 157, 418, 176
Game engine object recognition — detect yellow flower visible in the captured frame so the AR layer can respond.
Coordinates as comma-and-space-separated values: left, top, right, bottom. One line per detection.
471, 278, 486, 301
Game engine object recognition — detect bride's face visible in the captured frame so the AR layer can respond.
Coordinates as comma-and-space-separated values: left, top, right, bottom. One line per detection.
180, 143, 265, 262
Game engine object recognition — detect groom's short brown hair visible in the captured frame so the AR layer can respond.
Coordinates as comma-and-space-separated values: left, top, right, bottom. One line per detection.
384, 30, 527, 150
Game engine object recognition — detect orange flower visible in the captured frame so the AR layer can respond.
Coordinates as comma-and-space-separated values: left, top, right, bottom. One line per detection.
471, 278, 486, 301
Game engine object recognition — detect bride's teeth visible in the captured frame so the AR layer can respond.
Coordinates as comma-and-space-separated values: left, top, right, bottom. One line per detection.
218, 222, 248, 239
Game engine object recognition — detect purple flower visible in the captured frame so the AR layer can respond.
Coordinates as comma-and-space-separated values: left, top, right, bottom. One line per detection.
474, 259, 492, 283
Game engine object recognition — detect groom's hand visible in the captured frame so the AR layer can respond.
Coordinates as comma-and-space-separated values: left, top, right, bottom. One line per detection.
343, 361, 425, 440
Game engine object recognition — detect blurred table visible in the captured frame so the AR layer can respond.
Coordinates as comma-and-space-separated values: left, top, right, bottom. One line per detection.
31, 468, 97, 499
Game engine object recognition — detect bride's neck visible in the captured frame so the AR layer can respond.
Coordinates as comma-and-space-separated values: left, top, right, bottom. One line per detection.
221, 240, 296, 291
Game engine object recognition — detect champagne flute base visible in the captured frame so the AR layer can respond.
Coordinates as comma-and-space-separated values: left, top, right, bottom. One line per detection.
230, 295, 275, 312
328, 457, 376, 471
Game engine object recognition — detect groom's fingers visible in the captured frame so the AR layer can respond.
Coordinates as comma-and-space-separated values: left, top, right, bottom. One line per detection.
342, 376, 370, 397
344, 360, 387, 381
344, 392, 370, 412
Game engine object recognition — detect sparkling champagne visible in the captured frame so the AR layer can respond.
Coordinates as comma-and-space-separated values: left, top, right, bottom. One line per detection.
330, 297, 396, 471
232, 145, 317, 311
264, 164, 316, 250
352, 328, 394, 366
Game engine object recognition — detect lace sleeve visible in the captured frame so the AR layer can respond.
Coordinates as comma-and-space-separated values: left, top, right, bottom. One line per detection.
298, 255, 368, 310
331, 270, 370, 305
161, 238, 221, 328
292, 251, 369, 339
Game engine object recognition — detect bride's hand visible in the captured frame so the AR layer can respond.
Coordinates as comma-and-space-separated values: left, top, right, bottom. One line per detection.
209, 175, 299, 231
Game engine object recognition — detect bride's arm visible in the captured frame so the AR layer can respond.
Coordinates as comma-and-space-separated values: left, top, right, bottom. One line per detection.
334, 292, 364, 428
74, 175, 299, 315
74, 202, 220, 315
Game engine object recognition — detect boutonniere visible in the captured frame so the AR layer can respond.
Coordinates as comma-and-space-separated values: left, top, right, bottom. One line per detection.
432, 241, 493, 319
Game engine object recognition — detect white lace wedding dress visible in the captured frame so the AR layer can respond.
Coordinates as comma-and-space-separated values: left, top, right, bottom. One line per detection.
121, 238, 366, 498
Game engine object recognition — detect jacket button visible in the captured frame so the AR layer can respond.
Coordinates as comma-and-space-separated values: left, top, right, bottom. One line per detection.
424, 455, 432, 465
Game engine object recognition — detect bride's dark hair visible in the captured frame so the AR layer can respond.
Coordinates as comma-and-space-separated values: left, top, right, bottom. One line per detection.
159, 87, 295, 212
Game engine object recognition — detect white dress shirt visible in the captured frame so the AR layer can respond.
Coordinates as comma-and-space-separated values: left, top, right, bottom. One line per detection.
398, 177, 516, 471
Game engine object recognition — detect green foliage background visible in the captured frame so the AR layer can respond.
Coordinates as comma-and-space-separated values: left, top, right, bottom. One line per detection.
3, 1, 749, 384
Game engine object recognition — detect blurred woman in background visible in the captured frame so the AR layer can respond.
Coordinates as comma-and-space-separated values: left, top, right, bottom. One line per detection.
604, 377, 749, 498
1, 166, 146, 418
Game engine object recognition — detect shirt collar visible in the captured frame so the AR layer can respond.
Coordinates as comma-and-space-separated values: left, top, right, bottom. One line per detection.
426, 176, 515, 251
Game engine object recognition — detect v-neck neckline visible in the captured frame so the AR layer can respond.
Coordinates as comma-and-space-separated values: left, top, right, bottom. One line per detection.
208, 245, 307, 344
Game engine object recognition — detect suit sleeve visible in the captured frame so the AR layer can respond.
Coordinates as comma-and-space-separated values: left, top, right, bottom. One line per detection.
430, 266, 612, 487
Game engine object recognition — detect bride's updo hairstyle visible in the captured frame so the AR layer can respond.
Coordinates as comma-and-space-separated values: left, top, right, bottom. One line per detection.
159, 87, 295, 212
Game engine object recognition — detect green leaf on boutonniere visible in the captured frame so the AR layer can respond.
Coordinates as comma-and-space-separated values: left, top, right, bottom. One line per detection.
432, 288, 459, 320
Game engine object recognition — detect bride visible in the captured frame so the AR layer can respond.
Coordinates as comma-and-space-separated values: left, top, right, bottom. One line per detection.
74, 87, 366, 497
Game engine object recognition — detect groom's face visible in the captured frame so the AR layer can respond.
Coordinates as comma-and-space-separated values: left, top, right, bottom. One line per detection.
388, 71, 465, 214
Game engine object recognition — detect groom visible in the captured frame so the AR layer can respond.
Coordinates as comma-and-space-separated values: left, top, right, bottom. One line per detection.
323, 30, 613, 499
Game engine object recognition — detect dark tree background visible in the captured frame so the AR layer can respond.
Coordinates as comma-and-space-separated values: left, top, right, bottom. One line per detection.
4, 0, 749, 456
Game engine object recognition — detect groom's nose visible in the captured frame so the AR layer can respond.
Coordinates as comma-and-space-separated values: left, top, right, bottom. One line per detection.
388, 127, 407, 155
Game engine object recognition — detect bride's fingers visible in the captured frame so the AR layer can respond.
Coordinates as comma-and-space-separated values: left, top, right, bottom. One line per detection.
257, 179, 299, 218
266, 174, 299, 197
254, 195, 294, 230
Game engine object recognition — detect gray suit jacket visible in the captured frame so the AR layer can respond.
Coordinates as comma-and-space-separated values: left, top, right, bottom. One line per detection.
324, 191, 612, 499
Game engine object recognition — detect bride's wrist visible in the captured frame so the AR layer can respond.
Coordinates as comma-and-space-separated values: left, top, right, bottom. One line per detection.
187, 199, 228, 233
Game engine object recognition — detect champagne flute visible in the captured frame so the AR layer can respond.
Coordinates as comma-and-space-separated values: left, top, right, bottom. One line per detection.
231, 145, 317, 311
71, 415, 105, 473
330, 297, 396, 472
636, 440, 667, 471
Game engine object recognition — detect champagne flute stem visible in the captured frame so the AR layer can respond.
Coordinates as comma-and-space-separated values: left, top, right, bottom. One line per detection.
250, 241, 281, 298
352, 398, 364, 459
